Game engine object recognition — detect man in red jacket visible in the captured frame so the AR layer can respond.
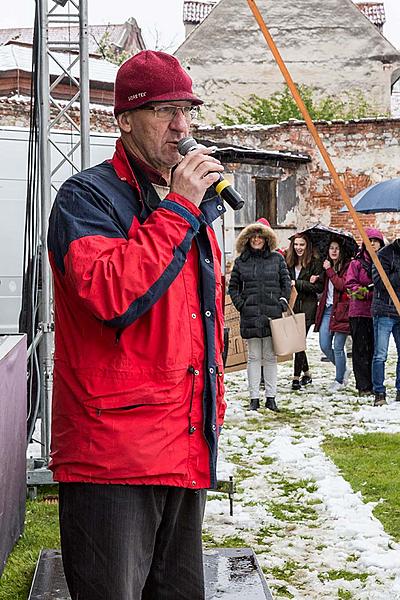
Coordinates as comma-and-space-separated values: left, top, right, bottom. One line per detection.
48, 51, 227, 600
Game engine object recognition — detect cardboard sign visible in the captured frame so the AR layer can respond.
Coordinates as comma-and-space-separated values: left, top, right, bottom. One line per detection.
224, 295, 247, 373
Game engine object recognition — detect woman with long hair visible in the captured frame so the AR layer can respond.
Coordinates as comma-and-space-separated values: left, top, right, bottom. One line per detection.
228, 218, 291, 412
345, 228, 385, 399
314, 237, 352, 392
286, 233, 323, 390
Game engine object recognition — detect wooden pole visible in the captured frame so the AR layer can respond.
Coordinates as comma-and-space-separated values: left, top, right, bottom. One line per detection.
246, 0, 400, 315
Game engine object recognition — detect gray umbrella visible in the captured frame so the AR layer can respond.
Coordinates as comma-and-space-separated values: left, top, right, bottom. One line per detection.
340, 178, 400, 213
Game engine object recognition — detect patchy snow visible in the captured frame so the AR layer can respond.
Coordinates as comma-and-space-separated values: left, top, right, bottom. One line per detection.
204, 332, 400, 599
27, 331, 400, 598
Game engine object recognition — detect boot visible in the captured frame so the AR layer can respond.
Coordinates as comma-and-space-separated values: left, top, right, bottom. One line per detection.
374, 392, 387, 407
396, 390, 400, 402
265, 397, 279, 412
291, 379, 301, 391
249, 398, 260, 411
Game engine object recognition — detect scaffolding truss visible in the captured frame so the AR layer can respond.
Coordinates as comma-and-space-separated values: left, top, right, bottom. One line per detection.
28, 0, 89, 488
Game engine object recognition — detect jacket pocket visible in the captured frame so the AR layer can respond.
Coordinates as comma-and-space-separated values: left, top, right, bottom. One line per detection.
76, 367, 190, 410
333, 301, 349, 325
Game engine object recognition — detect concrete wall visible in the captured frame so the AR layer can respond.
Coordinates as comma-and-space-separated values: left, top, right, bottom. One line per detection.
176, 0, 400, 121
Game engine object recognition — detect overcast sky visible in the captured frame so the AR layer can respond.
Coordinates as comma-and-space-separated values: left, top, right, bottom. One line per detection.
1, 0, 399, 51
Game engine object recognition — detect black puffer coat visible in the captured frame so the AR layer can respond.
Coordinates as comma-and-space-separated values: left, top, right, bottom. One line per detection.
228, 222, 291, 339
372, 239, 400, 318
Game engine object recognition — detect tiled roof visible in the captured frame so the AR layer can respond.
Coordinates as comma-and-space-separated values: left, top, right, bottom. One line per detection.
183, 1, 217, 24
0, 43, 117, 84
0, 21, 144, 55
355, 2, 386, 26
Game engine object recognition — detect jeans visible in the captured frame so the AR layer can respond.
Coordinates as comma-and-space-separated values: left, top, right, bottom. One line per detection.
372, 316, 400, 393
247, 336, 277, 398
59, 483, 207, 600
319, 305, 348, 384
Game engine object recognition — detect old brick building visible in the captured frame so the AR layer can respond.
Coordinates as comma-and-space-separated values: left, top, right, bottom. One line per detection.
1, 92, 397, 257
193, 118, 400, 254
176, 0, 400, 121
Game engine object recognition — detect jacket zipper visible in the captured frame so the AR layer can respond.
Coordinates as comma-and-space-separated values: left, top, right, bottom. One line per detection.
187, 365, 197, 434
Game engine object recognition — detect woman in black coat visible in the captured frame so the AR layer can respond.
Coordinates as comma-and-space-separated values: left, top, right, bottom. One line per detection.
285, 233, 323, 390
228, 218, 291, 412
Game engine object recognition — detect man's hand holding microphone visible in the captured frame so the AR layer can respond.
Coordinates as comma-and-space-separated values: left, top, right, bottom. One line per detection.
171, 141, 224, 207
172, 136, 245, 210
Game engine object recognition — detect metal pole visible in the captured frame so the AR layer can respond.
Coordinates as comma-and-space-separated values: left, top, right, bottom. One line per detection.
38, 0, 53, 463
79, 0, 90, 169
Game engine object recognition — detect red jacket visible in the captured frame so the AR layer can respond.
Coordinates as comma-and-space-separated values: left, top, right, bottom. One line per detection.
314, 262, 351, 334
47, 139, 226, 489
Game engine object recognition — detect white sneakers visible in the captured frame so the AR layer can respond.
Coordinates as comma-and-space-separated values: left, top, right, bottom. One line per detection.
343, 369, 351, 385
329, 369, 351, 392
329, 380, 345, 392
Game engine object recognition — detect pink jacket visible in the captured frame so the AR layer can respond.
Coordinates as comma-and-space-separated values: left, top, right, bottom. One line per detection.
345, 252, 373, 318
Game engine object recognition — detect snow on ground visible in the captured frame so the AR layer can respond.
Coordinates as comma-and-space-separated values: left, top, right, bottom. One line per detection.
204, 332, 400, 599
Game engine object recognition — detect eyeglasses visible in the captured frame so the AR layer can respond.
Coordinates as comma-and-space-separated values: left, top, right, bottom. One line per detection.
140, 105, 200, 122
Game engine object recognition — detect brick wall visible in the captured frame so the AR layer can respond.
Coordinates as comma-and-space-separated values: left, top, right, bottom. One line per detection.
1, 97, 399, 242
195, 118, 400, 242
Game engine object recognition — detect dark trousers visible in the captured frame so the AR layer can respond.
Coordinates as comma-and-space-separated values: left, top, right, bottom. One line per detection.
294, 323, 312, 377
59, 483, 207, 600
350, 316, 374, 391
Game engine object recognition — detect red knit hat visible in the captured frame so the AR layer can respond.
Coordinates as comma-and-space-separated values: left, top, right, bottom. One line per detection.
257, 217, 271, 228
114, 50, 203, 117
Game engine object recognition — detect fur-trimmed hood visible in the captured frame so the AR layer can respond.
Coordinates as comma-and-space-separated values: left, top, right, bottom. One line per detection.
236, 222, 278, 255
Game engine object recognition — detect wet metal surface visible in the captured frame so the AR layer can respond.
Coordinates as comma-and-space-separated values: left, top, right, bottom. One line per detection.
28, 550, 69, 600
204, 548, 273, 599
29, 548, 273, 599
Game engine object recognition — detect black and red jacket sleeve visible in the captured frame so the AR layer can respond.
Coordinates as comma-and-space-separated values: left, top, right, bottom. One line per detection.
48, 165, 204, 329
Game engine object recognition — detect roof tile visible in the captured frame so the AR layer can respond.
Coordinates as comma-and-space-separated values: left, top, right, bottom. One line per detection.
356, 2, 386, 26
183, 1, 217, 24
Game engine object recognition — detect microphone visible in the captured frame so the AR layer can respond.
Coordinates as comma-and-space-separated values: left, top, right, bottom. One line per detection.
177, 136, 245, 211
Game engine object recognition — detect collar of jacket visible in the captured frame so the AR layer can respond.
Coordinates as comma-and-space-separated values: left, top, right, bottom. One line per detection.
392, 239, 400, 252
109, 138, 142, 194
110, 137, 226, 225
241, 246, 271, 261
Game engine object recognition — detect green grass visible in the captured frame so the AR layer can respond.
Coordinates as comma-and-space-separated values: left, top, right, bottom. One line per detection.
318, 569, 369, 582
338, 589, 353, 599
218, 535, 248, 547
272, 584, 295, 598
256, 524, 281, 544
269, 560, 300, 582
202, 530, 218, 546
323, 433, 400, 540
0, 487, 60, 600
274, 478, 318, 496
259, 456, 274, 466
268, 499, 319, 523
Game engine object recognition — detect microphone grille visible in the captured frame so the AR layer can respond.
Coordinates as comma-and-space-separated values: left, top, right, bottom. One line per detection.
177, 136, 198, 156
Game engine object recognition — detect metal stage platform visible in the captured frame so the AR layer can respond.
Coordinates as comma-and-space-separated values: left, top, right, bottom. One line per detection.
28, 548, 273, 599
